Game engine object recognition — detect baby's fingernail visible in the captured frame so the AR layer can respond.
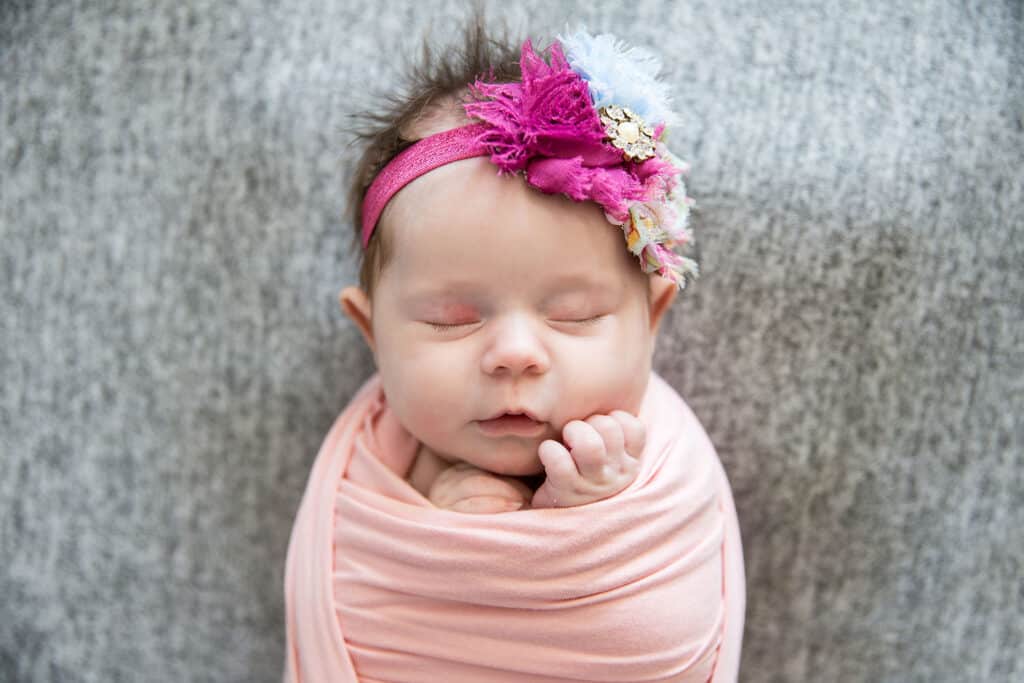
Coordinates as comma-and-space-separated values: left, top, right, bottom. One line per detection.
503, 502, 524, 511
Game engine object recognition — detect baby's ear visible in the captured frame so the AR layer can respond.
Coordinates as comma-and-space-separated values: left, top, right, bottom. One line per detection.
339, 286, 376, 353
648, 276, 677, 336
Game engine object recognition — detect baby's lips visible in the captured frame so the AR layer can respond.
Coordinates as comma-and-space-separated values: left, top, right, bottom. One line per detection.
482, 407, 544, 422
477, 414, 547, 438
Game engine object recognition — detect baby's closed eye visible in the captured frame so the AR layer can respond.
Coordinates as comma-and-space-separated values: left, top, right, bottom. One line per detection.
427, 320, 479, 331
422, 309, 608, 331
425, 314, 607, 332
550, 314, 606, 325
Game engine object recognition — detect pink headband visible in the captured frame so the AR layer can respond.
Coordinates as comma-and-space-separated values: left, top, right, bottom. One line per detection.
361, 125, 489, 248
358, 31, 699, 290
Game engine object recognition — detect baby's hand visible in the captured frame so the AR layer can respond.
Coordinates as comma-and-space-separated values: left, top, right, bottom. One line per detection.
427, 462, 534, 514
530, 411, 645, 509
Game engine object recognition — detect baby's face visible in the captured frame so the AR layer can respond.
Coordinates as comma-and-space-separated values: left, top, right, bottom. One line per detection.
349, 157, 673, 476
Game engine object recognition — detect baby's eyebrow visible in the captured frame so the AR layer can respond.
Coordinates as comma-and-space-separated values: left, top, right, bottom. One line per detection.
546, 273, 612, 293
403, 286, 480, 304
406, 273, 610, 299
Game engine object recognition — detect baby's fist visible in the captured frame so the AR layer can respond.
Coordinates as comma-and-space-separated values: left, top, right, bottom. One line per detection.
531, 410, 645, 509
427, 462, 533, 514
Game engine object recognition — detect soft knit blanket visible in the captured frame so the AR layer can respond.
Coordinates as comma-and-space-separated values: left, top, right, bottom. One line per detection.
283, 371, 745, 682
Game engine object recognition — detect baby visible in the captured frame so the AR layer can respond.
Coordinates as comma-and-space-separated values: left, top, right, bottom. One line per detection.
337, 28, 698, 516
285, 23, 744, 683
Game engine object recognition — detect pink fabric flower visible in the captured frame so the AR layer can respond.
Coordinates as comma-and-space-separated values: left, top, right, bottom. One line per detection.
464, 40, 680, 223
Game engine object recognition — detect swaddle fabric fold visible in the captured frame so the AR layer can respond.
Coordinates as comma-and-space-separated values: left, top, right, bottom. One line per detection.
284, 372, 744, 682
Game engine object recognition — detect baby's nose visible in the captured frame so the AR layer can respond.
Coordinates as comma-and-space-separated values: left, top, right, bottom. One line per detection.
480, 315, 550, 376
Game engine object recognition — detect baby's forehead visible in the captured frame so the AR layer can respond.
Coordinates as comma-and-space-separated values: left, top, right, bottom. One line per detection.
384, 157, 607, 234
401, 268, 613, 298
385, 243, 649, 313
378, 155, 647, 295
385, 216, 628, 281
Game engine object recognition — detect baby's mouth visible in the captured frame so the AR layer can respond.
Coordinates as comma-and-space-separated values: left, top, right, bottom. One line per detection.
476, 412, 547, 437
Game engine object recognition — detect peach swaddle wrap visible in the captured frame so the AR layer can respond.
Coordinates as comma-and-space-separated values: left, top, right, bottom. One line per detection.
283, 371, 745, 682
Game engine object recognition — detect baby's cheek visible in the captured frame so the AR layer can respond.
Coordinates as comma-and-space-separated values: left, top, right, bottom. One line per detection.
386, 350, 467, 433
559, 340, 648, 420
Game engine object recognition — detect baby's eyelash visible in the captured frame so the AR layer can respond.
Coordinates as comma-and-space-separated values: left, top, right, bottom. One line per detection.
426, 315, 606, 331
428, 321, 475, 331
559, 315, 606, 325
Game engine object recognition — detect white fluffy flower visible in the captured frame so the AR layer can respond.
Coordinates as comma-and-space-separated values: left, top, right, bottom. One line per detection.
559, 29, 679, 128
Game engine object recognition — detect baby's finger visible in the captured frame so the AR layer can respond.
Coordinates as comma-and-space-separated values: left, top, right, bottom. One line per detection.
609, 410, 646, 459
538, 438, 580, 483
561, 420, 606, 477
585, 414, 625, 457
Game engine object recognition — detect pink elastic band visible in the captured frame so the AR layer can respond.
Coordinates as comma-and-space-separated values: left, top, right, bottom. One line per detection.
360, 124, 490, 248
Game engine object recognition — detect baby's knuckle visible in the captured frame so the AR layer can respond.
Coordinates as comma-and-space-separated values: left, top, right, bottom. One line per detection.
573, 480, 597, 496
591, 415, 625, 442
563, 420, 591, 441
586, 414, 616, 429
609, 410, 634, 425
573, 428, 603, 451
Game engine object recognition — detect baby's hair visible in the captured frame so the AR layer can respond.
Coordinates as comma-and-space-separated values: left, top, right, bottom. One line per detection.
345, 14, 524, 299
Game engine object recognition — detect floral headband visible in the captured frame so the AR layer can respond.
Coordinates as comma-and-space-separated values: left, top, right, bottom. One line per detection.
361, 30, 699, 290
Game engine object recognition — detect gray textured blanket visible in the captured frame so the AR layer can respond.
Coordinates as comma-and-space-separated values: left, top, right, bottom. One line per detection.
2, 1, 1021, 681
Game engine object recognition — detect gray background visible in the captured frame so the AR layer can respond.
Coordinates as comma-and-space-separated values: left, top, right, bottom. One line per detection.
2, 1, 1022, 681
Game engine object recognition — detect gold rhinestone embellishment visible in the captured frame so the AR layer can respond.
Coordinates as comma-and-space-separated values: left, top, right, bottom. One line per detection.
599, 105, 657, 162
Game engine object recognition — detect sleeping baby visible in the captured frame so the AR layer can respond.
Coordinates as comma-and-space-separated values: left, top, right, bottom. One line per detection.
283, 22, 745, 683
